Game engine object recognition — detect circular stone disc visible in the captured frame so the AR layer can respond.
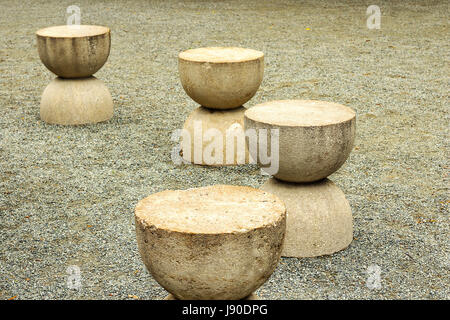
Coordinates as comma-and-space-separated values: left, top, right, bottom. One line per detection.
36, 25, 110, 38
179, 47, 263, 63
245, 100, 355, 127
135, 185, 285, 234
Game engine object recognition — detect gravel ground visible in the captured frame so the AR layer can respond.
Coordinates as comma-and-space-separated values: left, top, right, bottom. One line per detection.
0, 0, 448, 300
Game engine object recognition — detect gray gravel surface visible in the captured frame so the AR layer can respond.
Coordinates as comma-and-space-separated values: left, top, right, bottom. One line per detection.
0, 0, 448, 300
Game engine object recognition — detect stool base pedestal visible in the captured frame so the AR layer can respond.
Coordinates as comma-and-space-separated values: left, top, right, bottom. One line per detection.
40, 76, 113, 125
261, 177, 353, 258
164, 293, 260, 300
181, 106, 249, 166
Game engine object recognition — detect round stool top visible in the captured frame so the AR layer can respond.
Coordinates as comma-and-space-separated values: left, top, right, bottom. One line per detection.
245, 100, 355, 127
135, 185, 285, 234
36, 25, 110, 38
179, 47, 263, 63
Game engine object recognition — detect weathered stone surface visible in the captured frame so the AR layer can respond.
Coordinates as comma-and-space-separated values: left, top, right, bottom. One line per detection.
179, 47, 264, 109
164, 293, 259, 300
182, 106, 250, 166
135, 185, 286, 300
36, 25, 110, 78
260, 178, 353, 258
244, 100, 356, 182
40, 76, 113, 125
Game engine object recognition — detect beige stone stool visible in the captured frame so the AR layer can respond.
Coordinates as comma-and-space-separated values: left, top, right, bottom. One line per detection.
164, 293, 259, 300
244, 100, 356, 257
179, 47, 264, 110
36, 25, 113, 125
40, 77, 112, 125
244, 100, 355, 182
182, 106, 250, 166
178, 47, 264, 166
261, 178, 352, 257
135, 185, 286, 300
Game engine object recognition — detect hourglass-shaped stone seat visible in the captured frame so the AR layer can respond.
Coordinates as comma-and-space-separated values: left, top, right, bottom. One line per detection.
244, 100, 356, 258
135, 185, 286, 300
36, 25, 113, 125
178, 47, 264, 166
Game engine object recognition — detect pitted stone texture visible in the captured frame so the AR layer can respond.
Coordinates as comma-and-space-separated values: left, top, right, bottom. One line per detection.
179, 47, 264, 110
182, 106, 250, 166
164, 293, 259, 300
40, 76, 113, 125
245, 100, 356, 182
36, 25, 110, 78
135, 185, 286, 300
261, 178, 353, 258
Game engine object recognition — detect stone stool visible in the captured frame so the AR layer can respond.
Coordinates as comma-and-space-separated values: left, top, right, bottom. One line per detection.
244, 100, 356, 257
36, 25, 113, 125
164, 293, 259, 300
135, 185, 286, 300
182, 106, 250, 165
178, 47, 264, 165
